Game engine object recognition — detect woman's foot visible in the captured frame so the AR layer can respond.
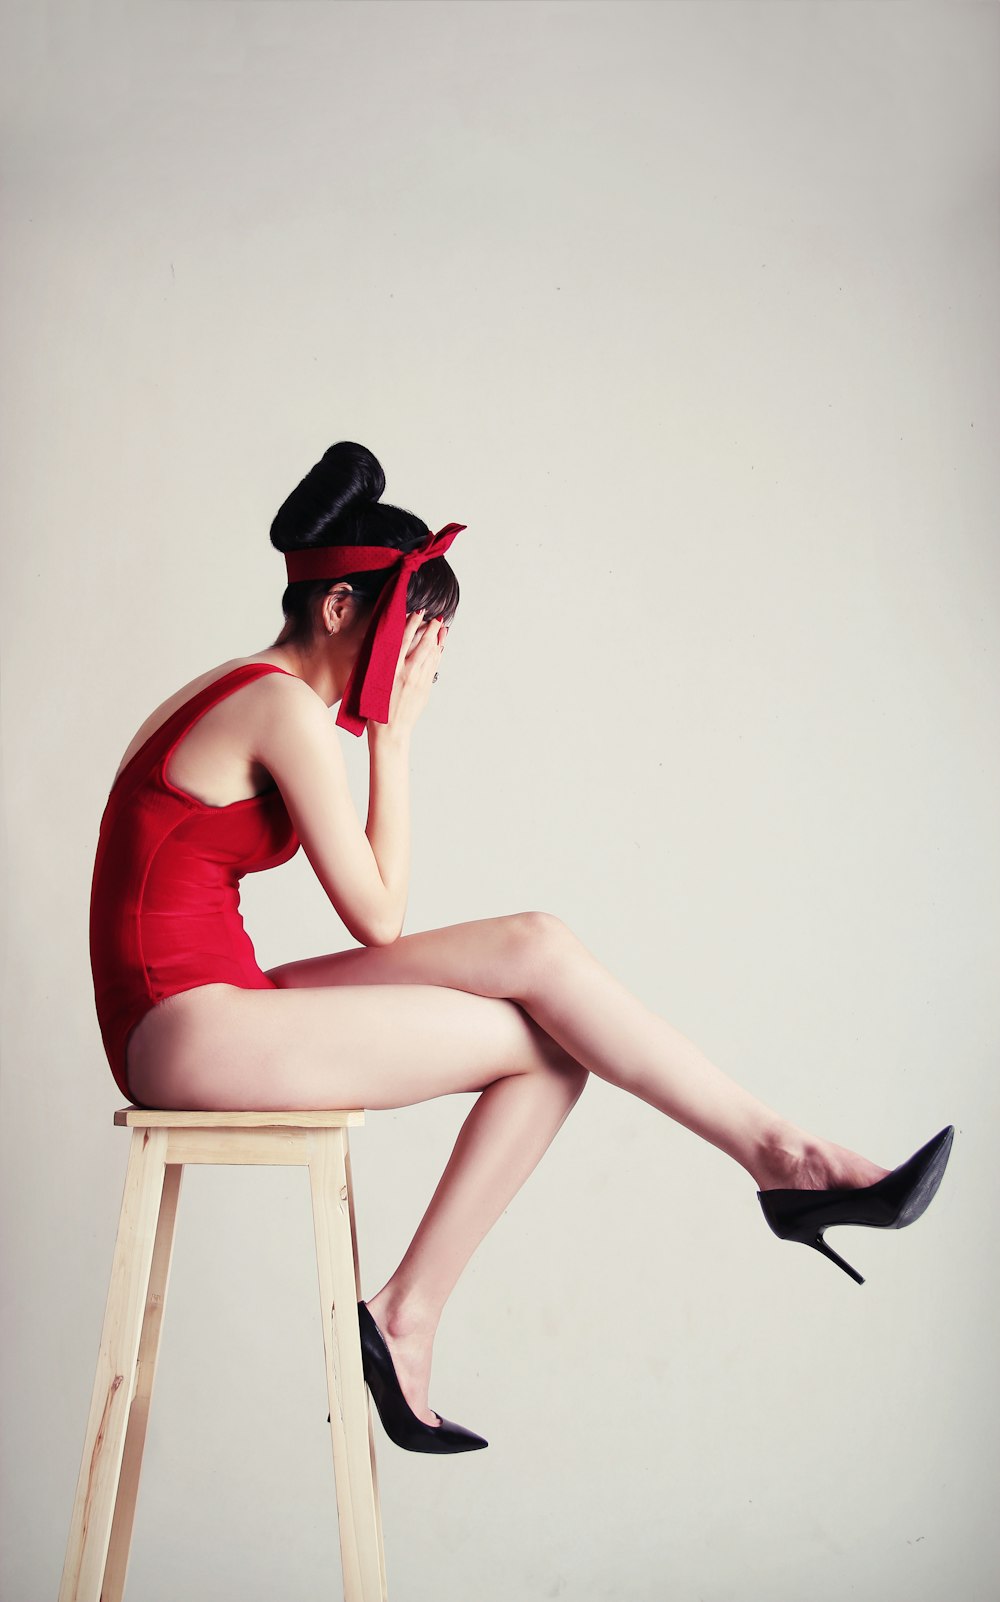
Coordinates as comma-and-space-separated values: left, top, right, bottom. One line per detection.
362, 1290, 441, 1428
751, 1122, 892, 1194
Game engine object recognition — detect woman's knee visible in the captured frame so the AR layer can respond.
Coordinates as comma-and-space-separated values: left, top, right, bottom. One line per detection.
505, 910, 577, 991
540, 1043, 590, 1106
516, 1007, 590, 1100
555, 1053, 590, 1102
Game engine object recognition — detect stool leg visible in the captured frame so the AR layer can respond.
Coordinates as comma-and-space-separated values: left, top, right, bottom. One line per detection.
343, 1130, 387, 1589
59, 1127, 170, 1602
102, 1160, 183, 1601
309, 1127, 388, 1602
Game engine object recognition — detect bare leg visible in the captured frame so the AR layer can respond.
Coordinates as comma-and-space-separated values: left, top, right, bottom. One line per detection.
267, 912, 890, 1424
268, 913, 888, 1190
369, 1047, 587, 1427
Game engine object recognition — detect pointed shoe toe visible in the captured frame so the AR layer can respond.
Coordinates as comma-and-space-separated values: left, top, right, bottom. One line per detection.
420, 1411, 489, 1454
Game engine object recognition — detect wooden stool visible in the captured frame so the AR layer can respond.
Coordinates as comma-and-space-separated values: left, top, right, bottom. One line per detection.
59, 1108, 388, 1602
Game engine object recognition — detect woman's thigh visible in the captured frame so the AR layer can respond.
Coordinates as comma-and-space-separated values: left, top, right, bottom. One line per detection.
263, 911, 566, 1002
125, 977, 572, 1113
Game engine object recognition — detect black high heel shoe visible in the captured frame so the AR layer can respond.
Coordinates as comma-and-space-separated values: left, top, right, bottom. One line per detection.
328, 1301, 488, 1454
757, 1125, 955, 1284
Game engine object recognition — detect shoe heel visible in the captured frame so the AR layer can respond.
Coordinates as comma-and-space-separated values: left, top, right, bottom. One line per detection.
810, 1231, 865, 1285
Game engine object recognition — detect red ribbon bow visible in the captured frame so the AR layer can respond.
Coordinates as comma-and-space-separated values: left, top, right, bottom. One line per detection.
284, 523, 465, 735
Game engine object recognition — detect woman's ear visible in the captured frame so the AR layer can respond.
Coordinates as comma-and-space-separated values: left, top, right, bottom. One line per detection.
322, 583, 361, 634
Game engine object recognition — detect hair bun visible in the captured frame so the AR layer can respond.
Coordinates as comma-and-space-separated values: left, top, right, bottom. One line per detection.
270, 441, 385, 550
316, 441, 385, 523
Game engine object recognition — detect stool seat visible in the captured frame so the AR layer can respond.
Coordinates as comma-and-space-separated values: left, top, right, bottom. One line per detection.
60, 1105, 388, 1601
113, 1107, 366, 1126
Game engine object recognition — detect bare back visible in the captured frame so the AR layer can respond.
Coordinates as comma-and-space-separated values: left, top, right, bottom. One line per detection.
112, 654, 294, 806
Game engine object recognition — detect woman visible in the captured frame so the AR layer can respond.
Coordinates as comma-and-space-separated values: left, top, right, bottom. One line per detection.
89, 440, 954, 1455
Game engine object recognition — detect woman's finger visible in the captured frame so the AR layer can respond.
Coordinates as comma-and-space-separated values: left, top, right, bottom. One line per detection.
420, 631, 446, 672
419, 616, 446, 653
400, 610, 426, 657
406, 629, 441, 685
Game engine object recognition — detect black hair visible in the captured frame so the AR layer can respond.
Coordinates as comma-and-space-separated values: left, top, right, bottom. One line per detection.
269, 441, 460, 645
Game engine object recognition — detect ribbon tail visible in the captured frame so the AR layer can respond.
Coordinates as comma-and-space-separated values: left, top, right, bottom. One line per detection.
356, 575, 408, 723
335, 574, 401, 734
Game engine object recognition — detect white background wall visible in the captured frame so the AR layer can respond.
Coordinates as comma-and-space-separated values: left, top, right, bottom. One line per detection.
2, 3, 998, 1598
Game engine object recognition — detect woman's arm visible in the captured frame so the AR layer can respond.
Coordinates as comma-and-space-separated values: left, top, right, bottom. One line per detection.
255, 677, 402, 947
256, 612, 446, 947
360, 610, 448, 940
364, 723, 411, 942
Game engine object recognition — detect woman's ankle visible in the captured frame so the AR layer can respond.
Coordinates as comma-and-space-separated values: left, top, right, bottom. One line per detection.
748, 1121, 890, 1192
748, 1119, 816, 1190
366, 1284, 442, 1341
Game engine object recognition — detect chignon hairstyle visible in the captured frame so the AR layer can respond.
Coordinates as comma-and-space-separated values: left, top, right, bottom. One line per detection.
270, 441, 461, 645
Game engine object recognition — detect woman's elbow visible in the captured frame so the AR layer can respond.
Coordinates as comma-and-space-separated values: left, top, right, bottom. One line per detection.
334, 898, 401, 947
361, 914, 403, 947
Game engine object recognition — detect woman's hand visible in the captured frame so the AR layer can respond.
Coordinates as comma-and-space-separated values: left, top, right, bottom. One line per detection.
370, 610, 447, 739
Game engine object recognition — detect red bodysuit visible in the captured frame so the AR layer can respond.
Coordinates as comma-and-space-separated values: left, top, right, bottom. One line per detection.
89, 663, 301, 1104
